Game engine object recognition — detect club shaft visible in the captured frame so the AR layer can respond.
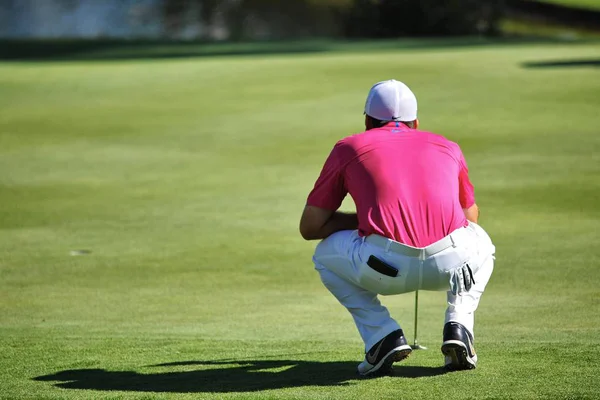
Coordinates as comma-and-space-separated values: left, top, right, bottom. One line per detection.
413, 290, 419, 345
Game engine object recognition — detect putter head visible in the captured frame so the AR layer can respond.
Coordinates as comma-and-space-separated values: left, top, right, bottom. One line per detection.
411, 342, 427, 350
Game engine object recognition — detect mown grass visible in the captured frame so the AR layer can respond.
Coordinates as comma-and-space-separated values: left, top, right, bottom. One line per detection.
502, 18, 600, 39
528, 0, 600, 10
1, 40, 599, 399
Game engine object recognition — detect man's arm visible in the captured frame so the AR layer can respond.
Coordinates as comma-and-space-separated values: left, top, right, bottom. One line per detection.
455, 143, 478, 224
463, 203, 479, 224
299, 205, 358, 241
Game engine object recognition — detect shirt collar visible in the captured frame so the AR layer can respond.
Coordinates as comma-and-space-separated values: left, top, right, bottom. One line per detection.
383, 121, 410, 129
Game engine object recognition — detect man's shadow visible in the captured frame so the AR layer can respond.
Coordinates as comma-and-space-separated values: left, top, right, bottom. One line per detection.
34, 359, 447, 393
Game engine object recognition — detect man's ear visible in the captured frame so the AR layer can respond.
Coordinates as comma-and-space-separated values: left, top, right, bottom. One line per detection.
413, 119, 419, 129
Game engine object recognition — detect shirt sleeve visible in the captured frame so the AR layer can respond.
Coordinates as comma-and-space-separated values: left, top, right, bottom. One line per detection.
306, 143, 348, 211
457, 147, 476, 209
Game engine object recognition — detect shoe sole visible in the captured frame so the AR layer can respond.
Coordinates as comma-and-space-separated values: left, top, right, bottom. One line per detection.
359, 346, 412, 377
441, 341, 476, 371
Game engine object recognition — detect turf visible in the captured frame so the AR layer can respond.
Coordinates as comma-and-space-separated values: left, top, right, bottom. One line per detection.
1, 40, 599, 399
527, 0, 600, 11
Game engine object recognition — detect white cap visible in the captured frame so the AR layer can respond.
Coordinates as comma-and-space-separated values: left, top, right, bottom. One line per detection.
364, 79, 418, 122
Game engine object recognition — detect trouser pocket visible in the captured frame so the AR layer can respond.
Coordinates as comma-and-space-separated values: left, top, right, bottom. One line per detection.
366, 255, 398, 277
357, 259, 406, 295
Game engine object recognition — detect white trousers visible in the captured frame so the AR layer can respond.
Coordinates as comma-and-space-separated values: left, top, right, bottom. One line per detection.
313, 222, 495, 351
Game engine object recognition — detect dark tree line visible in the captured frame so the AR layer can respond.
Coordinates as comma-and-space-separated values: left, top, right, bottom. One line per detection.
346, 0, 505, 37
162, 0, 505, 40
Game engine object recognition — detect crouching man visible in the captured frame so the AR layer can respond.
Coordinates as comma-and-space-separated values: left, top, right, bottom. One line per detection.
300, 80, 495, 376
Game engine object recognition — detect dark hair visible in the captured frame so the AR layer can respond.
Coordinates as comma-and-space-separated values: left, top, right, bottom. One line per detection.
366, 115, 387, 128
366, 115, 414, 129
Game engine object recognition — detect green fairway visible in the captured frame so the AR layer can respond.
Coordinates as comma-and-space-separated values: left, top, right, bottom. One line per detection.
1, 40, 599, 399
528, 0, 600, 11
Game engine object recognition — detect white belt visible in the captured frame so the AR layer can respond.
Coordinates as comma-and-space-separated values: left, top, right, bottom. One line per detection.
365, 228, 467, 258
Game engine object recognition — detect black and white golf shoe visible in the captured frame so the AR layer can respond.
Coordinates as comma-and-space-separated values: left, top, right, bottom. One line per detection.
441, 322, 477, 371
357, 329, 412, 377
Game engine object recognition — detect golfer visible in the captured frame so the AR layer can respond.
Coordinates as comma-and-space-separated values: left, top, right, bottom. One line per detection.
299, 80, 495, 376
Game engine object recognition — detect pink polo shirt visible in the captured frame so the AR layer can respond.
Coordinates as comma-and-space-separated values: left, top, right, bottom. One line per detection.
306, 122, 475, 247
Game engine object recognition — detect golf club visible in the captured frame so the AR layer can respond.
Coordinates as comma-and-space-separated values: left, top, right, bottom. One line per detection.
411, 290, 427, 350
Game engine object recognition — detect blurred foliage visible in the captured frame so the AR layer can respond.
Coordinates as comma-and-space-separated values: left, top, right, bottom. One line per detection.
345, 0, 505, 37
225, 0, 353, 40
162, 0, 505, 39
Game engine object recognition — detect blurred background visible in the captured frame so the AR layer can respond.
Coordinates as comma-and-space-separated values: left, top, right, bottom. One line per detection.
1, 0, 599, 43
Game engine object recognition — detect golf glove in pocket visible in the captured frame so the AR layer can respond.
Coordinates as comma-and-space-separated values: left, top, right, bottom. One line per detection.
449, 262, 476, 296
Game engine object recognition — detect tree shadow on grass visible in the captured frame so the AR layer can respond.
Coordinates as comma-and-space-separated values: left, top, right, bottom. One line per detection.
0, 37, 575, 62
34, 359, 447, 393
522, 59, 600, 68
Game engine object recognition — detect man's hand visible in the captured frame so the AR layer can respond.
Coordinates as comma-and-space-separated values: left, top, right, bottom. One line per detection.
299, 205, 358, 240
